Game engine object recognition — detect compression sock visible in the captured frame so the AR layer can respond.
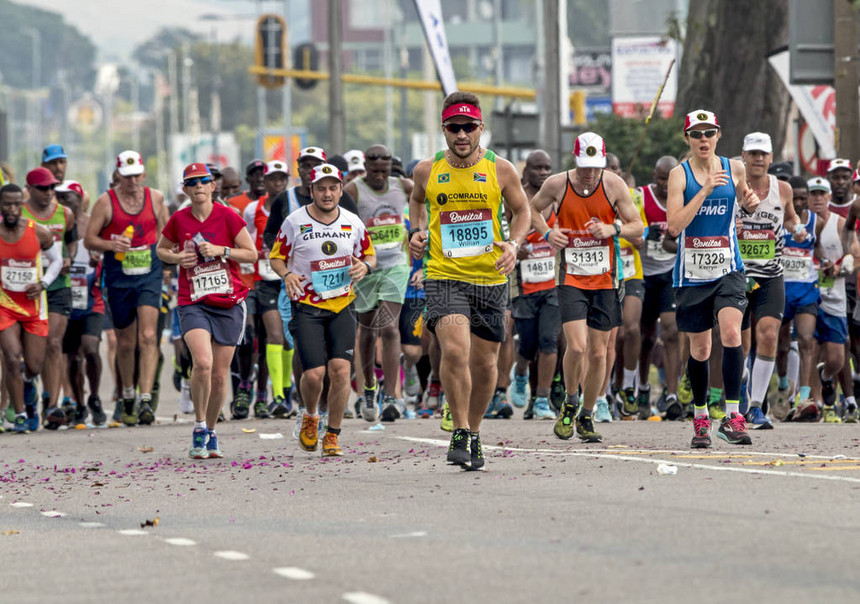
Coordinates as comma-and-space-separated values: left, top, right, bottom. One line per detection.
687, 356, 709, 418
283, 348, 294, 388
266, 344, 284, 396
749, 354, 776, 407
722, 345, 745, 415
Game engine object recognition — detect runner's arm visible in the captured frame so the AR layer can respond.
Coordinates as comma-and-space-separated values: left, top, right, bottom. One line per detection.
731, 160, 760, 215
41, 239, 63, 287
529, 173, 567, 247
407, 160, 431, 260
841, 196, 860, 254
781, 180, 800, 234
497, 157, 530, 246
263, 195, 285, 249
229, 227, 258, 264
667, 165, 701, 237
83, 193, 117, 253
152, 189, 169, 233
606, 174, 644, 240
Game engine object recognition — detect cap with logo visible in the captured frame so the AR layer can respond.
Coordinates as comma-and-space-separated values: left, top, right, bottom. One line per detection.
807, 177, 831, 192
344, 150, 365, 166
573, 132, 607, 169
441, 102, 483, 122
742, 132, 772, 154
684, 109, 719, 132
827, 158, 852, 173
26, 167, 60, 187
298, 147, 327, 163
310, 163, 343, 184
767, 162, 793, 181
183, 163, 212, 181
42, 144, 67, 163
245, 159, 265, 176
116, 150, 145, 177
264, 160, 289, 176
55, 180, 84, 197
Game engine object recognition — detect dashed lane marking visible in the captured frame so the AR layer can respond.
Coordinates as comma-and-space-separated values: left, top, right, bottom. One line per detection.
273, 567, 315, 580
214, 550, 250, 561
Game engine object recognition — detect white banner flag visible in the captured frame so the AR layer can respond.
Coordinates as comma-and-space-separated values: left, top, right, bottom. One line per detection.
413, 0, 458, 96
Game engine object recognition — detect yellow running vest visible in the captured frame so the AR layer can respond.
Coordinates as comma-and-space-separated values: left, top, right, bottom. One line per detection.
425, 149, 505, 284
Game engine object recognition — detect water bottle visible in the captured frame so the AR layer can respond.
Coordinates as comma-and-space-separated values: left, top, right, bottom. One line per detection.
114, 225, 134, 261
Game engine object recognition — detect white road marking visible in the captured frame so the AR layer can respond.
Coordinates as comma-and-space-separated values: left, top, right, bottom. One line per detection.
342, 592, 390, 604
389, 531, 427, 538
164, 538, 197, 547
117, 529, 149, 536
10, 502, 34, 508
273, 567, 315, 580
397, 437, 860, 484
41, 511, 65, 518
79, 522, 105, 528
214, 550, 249, 561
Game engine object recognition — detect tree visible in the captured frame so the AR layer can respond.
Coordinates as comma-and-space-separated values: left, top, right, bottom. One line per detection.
675, 0, 790, 157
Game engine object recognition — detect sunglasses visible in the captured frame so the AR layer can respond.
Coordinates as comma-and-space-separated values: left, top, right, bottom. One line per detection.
33, 184, 55, 192
687, 129, 719, 140
184, 177, 213, 187
365, 153, 392, 161
443, 122, 481, 134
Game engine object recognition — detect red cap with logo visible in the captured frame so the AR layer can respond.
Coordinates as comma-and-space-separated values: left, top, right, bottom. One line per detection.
183, 163, 212, 180
56, 180, 84, 197
26, 167, 60, 187
441, 103, 483, 122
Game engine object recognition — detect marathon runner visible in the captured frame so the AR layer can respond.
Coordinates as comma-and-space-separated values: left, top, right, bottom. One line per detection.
270, 163, 376, 457
56, 180, 107, 426
85, 150, 168, 426
531, 132, 644, 443
23, 167, 77, 429
667, 110, 760, 448
345, 144, 413, 422
409, 91, 531, 470
157, 163, 257, 458
220, 167, 242, 200
510, 150, 558, 421
0, 183, 62, 432
228, 160, 266, 215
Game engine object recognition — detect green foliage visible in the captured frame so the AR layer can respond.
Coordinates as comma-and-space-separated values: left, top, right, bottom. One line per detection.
589, 112, 687, 186
133, 28, 202, 69
0, 0, 95, 89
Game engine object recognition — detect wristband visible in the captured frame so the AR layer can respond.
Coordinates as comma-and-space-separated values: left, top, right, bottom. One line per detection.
543, 230, 551, 242
408, 228, 422, 242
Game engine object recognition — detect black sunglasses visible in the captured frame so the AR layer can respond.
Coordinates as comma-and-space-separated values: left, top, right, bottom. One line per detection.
184, 177, 213, 187
365, 153, 392, 161
443, 122, 481, 134
687, 129, 719, 140
33, 184, 55, 192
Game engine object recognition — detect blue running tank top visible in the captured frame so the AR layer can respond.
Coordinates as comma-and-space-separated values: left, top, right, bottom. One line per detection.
673, 156, 744, 287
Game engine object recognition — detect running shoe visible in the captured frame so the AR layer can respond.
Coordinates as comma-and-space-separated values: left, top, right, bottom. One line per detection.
292, 408, 304, 440
87, 394, 107, 426
533, 396, 556, 420
745, 405, 773, 430
511, 373, 529, 408
23, 377, 37, 410
787, 399, 820, 422
594, 396, 612, 423
484, 390, 501, 418
4, 406, 14, 423
231, 387, 251, 420
678, 373, 693, 405
319, 412, 328, 435
549, 375, 565, 414
440, 400, 453, 432
707, 402, 726, 421
523, 397, 536, 420
254, 398, 271, 419
137, 396, 155, 425
575, 411, 602, 443
402, 355, 421, 398
488, 390, 513, 419
717, 412, 752, 445
772, 386, 793, 422
844, 402, 859, 423
321, 432, 343, 457
416, 405, 433, 419
269, 395, 289, 418
637, 388, 651, 420
299, 414, 320, 451
179, 379, 193, 414
362, 386, 379, 422
818, 362, 838, 407
189, 428, 209, 459
425, 380, 442, 411
380, 395, 402, 422
553, 398, 579, 440
13, 414, 28, 434
120, 397, 137, 426
206, 430, 224, 458
664, 394, 683, 421
446, 428, 470, 468
343, 404, 355, 419
73, 401, 89, 426
822, 405, 842, 423
45, 406, 67, 430
112, 398, 122, 423
61, 397, 76, 425
691, 417, 712, 449
172, 364, 182, 392
469, 432, 484, 470
25, 402, 39, 432
620, 387, 638, 418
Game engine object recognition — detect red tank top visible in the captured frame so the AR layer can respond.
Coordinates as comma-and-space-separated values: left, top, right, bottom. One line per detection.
641, 184, 667, 226
556, 175, 619, 290
101, 187, 157, 246
0, 219, 46, 320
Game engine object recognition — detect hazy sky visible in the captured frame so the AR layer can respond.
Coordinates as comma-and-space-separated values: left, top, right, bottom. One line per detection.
26, 0, 307, 63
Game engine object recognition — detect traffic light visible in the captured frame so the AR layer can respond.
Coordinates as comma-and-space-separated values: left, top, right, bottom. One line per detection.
293, 43, 319, 90
255, 14, 287, 89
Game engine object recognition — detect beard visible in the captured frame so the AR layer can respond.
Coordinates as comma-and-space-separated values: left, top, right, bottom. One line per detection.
2, 215, 18, 229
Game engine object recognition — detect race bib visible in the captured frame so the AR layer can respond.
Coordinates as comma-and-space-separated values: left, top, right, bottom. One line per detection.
520, 243, 555, 284
646, 238, 675, 262
683, 236, 731, 280
781, 247, 812, 282
311, 256, 352, 300
257, 249, 279, 281
738, 228, 775, 261
121, 246, 152, 276
439, 209, 494, 258
239, 262, 255, 275
69, 265, 88, 310
564, 237, 610, 276
619, 246, 636, 280
188, 260, 233, 302
0, 259, 38, 292
367, 215, 405, 251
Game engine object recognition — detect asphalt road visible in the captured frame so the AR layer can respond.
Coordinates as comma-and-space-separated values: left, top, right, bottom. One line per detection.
3, 384, 860, 604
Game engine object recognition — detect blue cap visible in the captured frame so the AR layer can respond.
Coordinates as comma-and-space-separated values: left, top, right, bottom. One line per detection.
42, 144, 67, 163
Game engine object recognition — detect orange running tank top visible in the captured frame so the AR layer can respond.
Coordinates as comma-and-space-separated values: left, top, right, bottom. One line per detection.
0, 219, 47, 320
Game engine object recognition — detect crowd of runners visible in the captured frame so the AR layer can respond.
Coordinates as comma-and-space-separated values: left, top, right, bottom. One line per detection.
2, 93, 859, 469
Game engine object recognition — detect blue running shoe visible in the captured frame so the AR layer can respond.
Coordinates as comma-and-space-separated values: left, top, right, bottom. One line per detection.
189, 428, 209, 459
13, 414, 28, 433
594, 396, 613, 423
533, 396, 556, 420
744, 405, 773, 430
484, 390, 502, 418
512, 373, 529, 408
206, 430, 223, 458
23, 377, 37, 409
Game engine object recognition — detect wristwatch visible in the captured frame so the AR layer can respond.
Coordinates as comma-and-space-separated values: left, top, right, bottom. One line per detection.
614, 221, 622, 236
223, 246, 231, 259
40, 279, 49, 290
363, 260, 373, 274
508, 240, 520, 251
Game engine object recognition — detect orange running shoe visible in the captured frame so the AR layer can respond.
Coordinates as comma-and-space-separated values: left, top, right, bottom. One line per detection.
299, 414, 319, 451
321, 432, 343, 457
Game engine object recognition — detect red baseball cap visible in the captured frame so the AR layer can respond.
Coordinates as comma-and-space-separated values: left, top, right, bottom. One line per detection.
183, 163, 212, 180
26, 167, 60, 187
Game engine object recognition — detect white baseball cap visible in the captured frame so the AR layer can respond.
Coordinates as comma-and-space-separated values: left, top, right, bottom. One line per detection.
344, 150, 365, 167
573, 132, 607, 169
264, 160, 289, 176
116, 150, 144, 177
743, 132, 773, 154
298, 147, 327, 162
807, 177, 831, 192
684, 110, 719, 132
310, 163, 343, 184
348, 161, 366, 173
827, 158, 853, 173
